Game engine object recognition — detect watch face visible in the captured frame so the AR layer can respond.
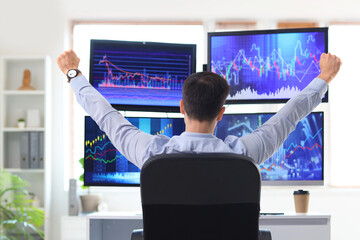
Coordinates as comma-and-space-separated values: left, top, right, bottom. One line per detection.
68, 69, 77, 78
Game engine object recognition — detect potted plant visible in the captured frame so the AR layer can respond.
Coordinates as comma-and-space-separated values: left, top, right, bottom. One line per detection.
17, 118, 25, 128
0, 170, 44, 239
78, 158, 100, 213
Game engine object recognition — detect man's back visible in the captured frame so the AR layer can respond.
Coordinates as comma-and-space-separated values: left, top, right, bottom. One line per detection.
147, 132, 240, 157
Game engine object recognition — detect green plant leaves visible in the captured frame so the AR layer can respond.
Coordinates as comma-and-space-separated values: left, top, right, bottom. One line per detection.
0, 170, 44, 239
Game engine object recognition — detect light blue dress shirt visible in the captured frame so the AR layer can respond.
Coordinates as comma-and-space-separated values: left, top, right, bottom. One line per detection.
71, 75, 328, 169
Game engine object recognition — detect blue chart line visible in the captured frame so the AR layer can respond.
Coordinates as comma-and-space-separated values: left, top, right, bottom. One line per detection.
284, 128, 322, 153
85, 141, 113, 155
210, 32, 326, 100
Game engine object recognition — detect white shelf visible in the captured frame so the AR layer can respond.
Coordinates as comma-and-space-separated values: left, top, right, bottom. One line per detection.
2, 127, 45, 132
0, 55, 51, 239
5, 168, 45, 173
4, 90, 45, 95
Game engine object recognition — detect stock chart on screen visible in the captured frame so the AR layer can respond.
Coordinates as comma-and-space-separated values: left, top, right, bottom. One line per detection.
84, 116, 185, 186
215, 112, 324, 185
209, 28, 328, 103
90, 40, 196, 111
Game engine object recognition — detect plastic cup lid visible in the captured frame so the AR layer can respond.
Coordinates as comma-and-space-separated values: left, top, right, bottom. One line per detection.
293, 189, 309, 195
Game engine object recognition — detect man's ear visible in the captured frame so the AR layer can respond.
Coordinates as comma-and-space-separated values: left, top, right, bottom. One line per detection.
180, 99, 185, 114
217, 106, 226, 122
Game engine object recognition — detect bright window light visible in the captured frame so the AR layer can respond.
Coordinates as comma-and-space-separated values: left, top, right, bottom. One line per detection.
329, 25, 360, 187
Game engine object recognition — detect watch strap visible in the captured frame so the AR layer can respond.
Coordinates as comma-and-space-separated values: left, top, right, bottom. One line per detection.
67, 69, 82, 83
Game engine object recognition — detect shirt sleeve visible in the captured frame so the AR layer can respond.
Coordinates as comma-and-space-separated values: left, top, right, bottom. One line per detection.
225, 78, 328, 165
70, 75, 158, 168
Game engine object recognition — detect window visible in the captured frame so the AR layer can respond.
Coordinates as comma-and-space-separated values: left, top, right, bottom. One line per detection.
328, 24, 360, 187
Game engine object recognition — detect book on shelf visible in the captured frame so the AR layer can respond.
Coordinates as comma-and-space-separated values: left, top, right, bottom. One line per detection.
20, 132, 30, 169
19, 131, 44, 169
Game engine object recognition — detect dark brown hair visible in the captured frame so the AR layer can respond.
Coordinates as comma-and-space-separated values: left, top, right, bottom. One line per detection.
182, 72, 230, 121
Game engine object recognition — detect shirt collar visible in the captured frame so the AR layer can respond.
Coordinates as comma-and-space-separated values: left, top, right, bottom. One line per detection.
180, 132, 217, 138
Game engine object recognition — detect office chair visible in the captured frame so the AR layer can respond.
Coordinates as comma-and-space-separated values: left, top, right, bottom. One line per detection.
131, 153, 272, 240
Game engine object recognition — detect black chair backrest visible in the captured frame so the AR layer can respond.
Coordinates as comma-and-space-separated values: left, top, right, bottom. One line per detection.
140, 153, 261, 240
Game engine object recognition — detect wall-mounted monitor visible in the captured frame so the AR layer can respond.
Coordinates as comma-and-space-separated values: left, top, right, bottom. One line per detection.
215, 112, 324, 185
90, 40, 196, 112
208, 28, 328, 104
84, 116, 185, 186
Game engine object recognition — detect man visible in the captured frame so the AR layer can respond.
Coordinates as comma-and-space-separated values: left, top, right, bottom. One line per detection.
57, 50, 341, 168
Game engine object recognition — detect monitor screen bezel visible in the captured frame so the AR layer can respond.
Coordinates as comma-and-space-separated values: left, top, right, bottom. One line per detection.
207, 27, 329, 104
219, 111, 325, 186
89, 39, 197, 112
83, 115, 185, 187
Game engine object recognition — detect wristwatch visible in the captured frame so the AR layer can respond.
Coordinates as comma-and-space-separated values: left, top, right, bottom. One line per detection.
67, 69, 82, 82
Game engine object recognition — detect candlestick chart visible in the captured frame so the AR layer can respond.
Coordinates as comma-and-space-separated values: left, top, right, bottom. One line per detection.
90, 41, 195, 108
210, 31, 326, 101
215, 112, 323, 181
84, 116, 185, 186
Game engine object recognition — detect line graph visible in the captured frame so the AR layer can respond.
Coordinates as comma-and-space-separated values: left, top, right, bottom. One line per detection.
212, 46, 320, 83
210, 31, 326, 100
84, 116, 185, 185
284, 128, 322, 153
98, 56, 184, 90
90, 41, 195, 108
259, 143, 322, 172
215, 112, 323, 181
85, 149, 118, 164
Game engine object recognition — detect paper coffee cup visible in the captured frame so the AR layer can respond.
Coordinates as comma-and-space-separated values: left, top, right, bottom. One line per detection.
293, 190, 310, 213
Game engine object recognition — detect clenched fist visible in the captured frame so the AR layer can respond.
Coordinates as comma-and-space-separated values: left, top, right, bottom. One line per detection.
57, 50, 81, 76
317, 53, 342, 84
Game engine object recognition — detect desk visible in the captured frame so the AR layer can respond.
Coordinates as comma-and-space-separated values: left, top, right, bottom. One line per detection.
87, 212, 142, 240
85, 212, 330, 240
259, 214, 330, 240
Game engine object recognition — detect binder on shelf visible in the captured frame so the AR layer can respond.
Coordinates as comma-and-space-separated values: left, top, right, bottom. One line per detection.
39, 132, 44, 169
20, 132, 30, 169
29, 132, 39, 169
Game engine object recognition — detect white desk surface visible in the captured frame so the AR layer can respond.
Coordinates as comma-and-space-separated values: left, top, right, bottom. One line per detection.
87, 211, 142, 219
260, 212, 330, 219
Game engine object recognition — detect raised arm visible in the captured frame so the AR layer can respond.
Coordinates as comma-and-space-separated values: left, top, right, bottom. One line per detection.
56, 50, 159, 168
232, 53, 342, 165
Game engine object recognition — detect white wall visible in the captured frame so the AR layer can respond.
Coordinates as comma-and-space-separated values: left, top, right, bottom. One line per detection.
1, 1, 360, 240
0, 1, 69, 239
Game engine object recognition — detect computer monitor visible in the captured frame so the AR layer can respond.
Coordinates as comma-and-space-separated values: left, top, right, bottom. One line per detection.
208, 28, 328, 104
215, 112, 324, 185
84, 116, 185, 186
90, 40, 196, 112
